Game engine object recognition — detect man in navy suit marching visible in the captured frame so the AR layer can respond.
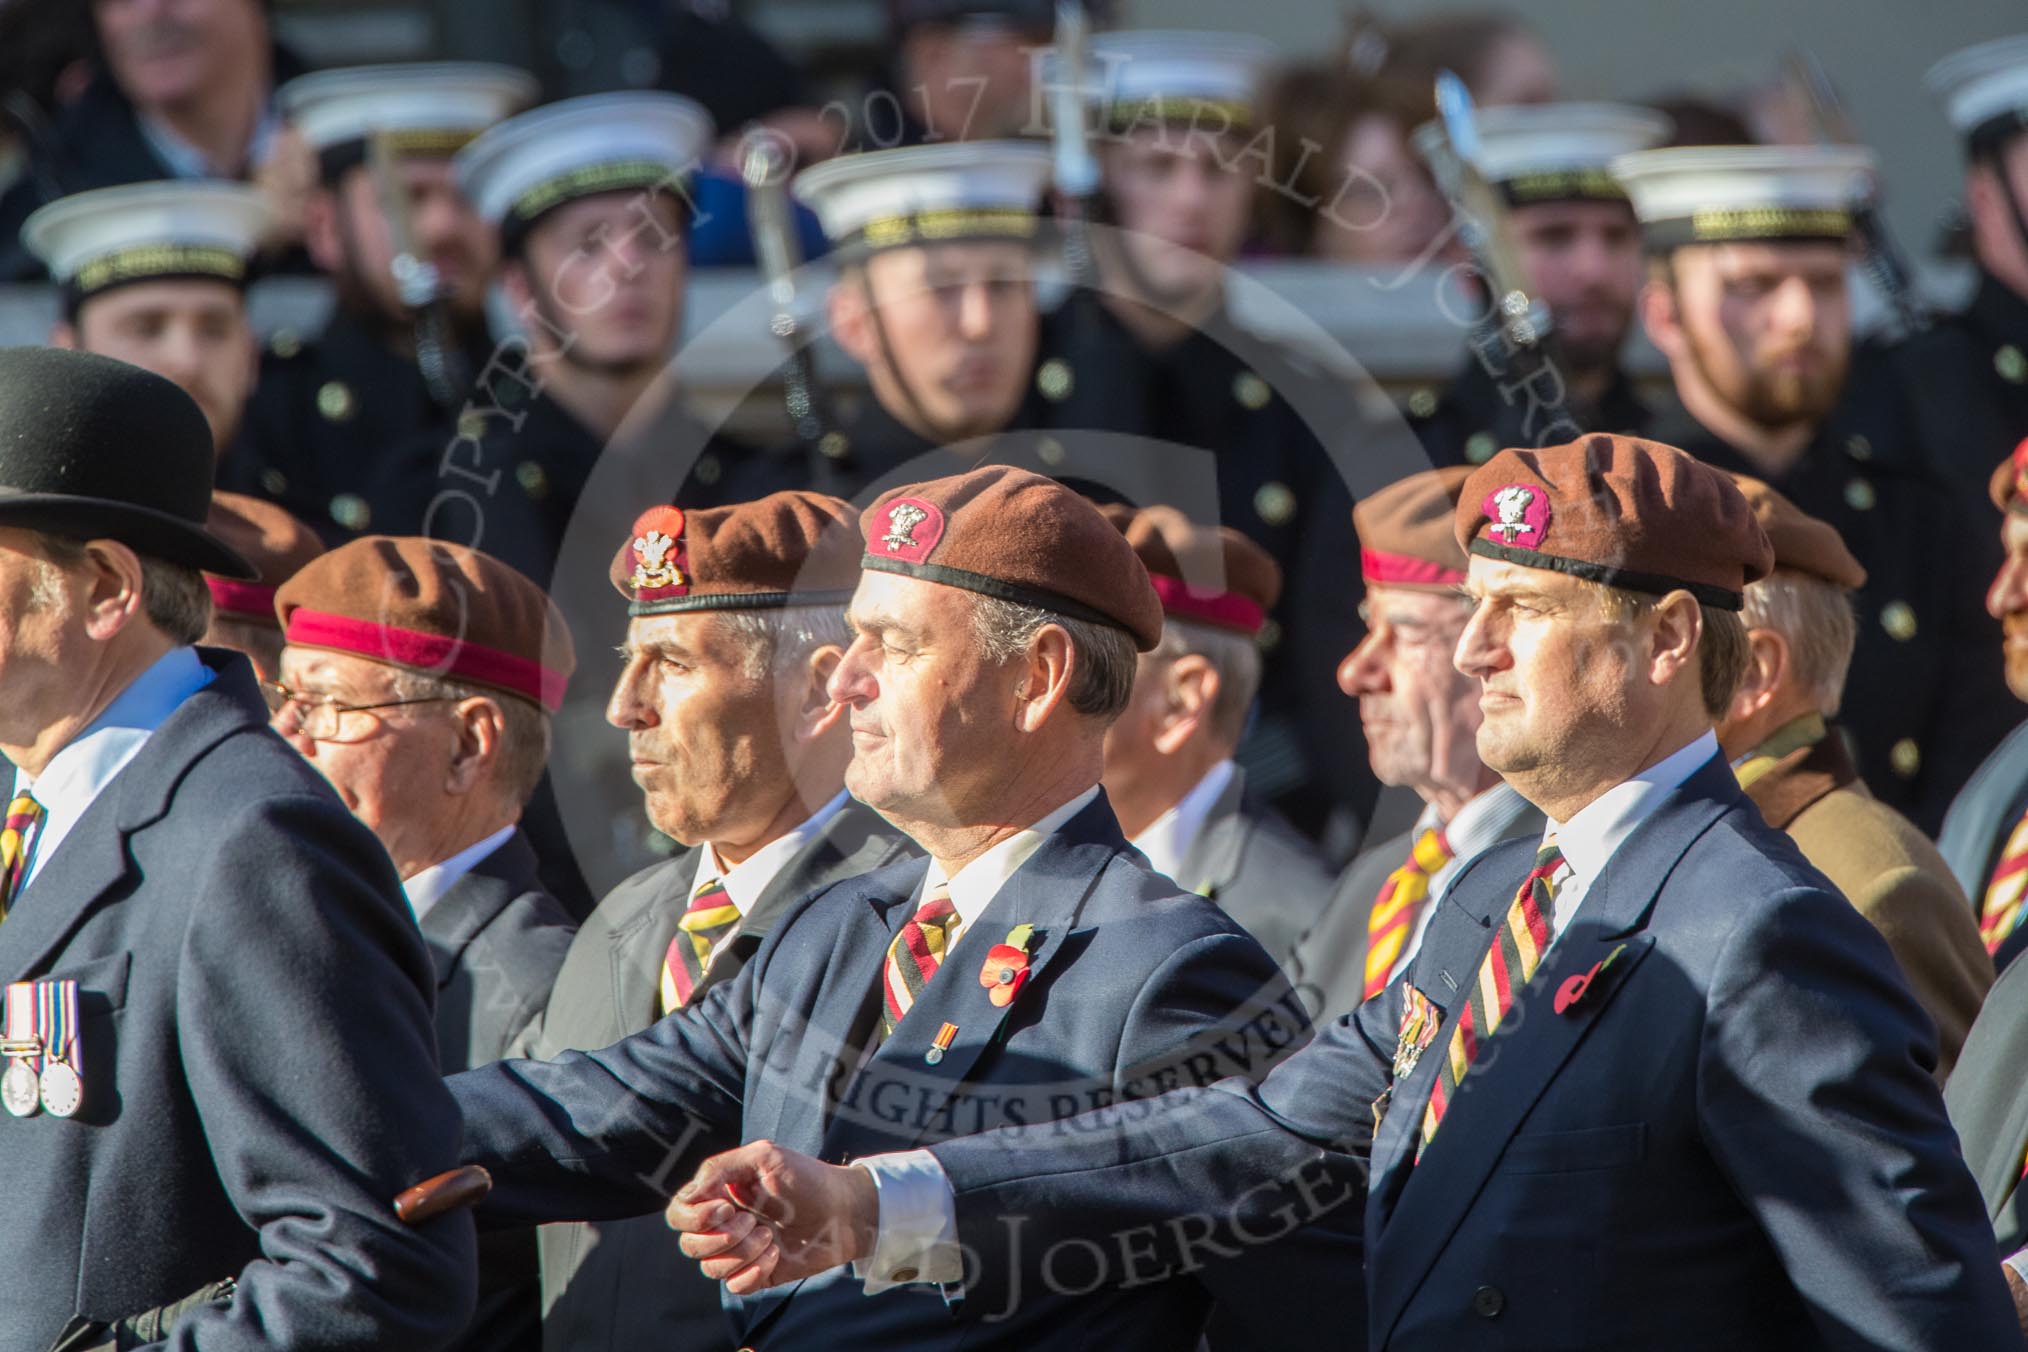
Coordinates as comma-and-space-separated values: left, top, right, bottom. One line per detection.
447, 466, 1346, 1349
678, 435, 2020, 1352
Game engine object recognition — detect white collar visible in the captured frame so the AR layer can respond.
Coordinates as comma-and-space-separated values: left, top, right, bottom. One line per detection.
1545, 731, 1719, 885
696, 790, 851, 919
402, 823, 518, 924
923, 785, 1101, 936
1130, 759, 1236, 885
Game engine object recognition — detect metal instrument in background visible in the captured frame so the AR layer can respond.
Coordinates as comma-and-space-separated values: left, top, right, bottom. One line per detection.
366, 129, 470, 411
743, 135, 834, 456
1048, 0, 1101, 289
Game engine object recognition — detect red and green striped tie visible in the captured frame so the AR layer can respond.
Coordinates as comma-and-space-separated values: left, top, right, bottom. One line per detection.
1420, 839, 1564, 1156
0, 792, 43, 922
659, 876, 741, 1015
1979, 806, 2028, 954
881, 882, 960, 1041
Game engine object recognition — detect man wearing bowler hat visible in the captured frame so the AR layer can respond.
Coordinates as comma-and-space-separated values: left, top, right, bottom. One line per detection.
676, 435, 2017, 1352
0, 347, 473, 1348
446, 466, 1347, 1349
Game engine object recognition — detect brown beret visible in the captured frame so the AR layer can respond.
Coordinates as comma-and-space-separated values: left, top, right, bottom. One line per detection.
611, 491, 859, 617
1726, 473, 1866, 590
1354, 466, 1473, 591
1100, 503, 1281, 636
861, 466, 1163, 650
276, 536, 576, 712
1990, 437, 2028, 514
203, 492, 326, 626
1454, 434, 1773, 609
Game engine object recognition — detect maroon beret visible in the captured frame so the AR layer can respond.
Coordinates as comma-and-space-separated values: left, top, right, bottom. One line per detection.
860, 466, 1163, 650
276, 536, 576, 712
203, 492, 326, 626
1100, 503, 1280, 636
1726, 473, 1866, 590
1355, 466, 1473, 591
1455, 434, 1773, 609
611, 491, 859, 616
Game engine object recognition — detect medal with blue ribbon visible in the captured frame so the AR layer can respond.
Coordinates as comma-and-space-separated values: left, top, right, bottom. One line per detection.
35, 980, 80, 1117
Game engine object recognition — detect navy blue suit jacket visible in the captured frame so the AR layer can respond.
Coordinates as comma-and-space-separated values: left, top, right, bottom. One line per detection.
449, 794, 1349, 1349
930, 756, 2020, 1351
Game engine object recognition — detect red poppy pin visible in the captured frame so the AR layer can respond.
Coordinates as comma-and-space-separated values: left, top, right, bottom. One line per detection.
1554, 943, 1629, 1015
979, 923, 1038, 1008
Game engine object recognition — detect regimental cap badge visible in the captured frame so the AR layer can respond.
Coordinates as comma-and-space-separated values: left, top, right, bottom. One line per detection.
628, 505, 689, 599
1482, 483, 1552, 550
873, 496, 945, 565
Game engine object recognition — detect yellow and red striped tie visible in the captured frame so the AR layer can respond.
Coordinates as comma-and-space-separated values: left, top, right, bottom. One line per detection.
659, 876, 741, 1015
1420, 839, 1564, 1156
1363, 827, 1454, 1001
0, 792, 44, 922
1980, 806, 2028, 955
881, 882, 960, 1041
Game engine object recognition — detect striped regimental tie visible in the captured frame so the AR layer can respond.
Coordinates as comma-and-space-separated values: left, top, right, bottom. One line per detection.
659, 876, 742, 1015
0, 792, 43, 922
1363, 827, 1455, 1001
880, 882, 961, 1041
1419, 839, 1565, 1157
1980, 806, 2028, 955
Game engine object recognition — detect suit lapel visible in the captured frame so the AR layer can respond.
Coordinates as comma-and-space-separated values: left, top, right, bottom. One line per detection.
418, 832, 537, 988
1177, 766, 1250, 898
611, 850, 701, 1028
1366, 761, 1737, 1345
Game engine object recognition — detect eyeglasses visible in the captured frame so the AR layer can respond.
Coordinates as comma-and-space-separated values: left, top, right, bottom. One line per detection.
261, 680, 458, 745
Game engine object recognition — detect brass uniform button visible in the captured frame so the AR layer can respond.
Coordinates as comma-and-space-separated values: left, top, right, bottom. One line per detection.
516, 461, 549, 499
259, 468, 289, 496
1890, 738, 1921, 779
1880, 600, 1917, 642
456, 409, 486, 441
696, 453, 722, 486
890, 1266, 919, 1283
1254, 481, 1295, 526
1257, 617, 1282, 652
269, 329, 301, 359
1844, 434, 1871, 462
1406, 387, 1438, 419
1465, 432, 1499, 465
1998, 345, 2028, 385
819, 431, 851, 460
1036, 358, 1074, 402
1036, 436, 1066, 468
1233, 371, 1271, 411
317, 381, 356, 423
1843, 478, 1875, 512
329, 493, 370, 532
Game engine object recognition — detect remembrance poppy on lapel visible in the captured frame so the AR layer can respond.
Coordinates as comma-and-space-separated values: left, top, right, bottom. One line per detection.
980, 924, 1037, 1008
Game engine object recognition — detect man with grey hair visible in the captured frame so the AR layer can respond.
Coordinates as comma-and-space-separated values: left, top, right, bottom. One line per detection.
1717, 476, 1991, 1079
448, 468, 1334, 1350
1097, 505, 1330, 963
508, 492, 916, 1352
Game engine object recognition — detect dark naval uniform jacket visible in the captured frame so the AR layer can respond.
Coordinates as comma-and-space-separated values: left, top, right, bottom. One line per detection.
0, 649, 474, 1350
1939, 717, 2028, 974
1649, 397, 2015, 832
1157, 763, 1335, 968
926, 753, 2018, 1350
1408, 355, 1653, 469
1881, 270, 2028, 510
450, 793, 1348, 1350
510, 799, 913, 1352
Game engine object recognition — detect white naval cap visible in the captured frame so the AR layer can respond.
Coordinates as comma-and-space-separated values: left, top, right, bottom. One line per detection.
793, 141, 1052, 254
280, 63, 538, 176
22, 180, 272, 301
1088, 30, 1277, 132
456, 91, 715, 240
1411, 102, 1672, 205
1609, 144, 1874, 251
1926, 35, 2028, 154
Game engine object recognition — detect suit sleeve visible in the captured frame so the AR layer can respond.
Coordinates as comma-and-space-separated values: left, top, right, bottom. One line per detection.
937, 933, 1393, 1311
448, 940, 757, 1227
168, 791, 477, 1351
1699, 882, 2021, 1350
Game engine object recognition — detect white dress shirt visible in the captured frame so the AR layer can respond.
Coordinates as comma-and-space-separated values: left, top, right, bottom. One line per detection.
853, 785, 1099, 1292
9, 647, 213, 895
1385, 781, 1532, 987
1130, 759, 1236, 889
689, 791, 850, 970
402, 824, 518, 926
853, 734, 1722, 1291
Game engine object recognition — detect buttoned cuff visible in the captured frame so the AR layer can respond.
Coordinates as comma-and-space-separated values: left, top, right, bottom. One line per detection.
852, 1151, 962, 1292
2005, 1248, 2028, 1288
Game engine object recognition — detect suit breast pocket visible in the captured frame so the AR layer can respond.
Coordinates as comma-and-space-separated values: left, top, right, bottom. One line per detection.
52, 951, 133, 1019
1500, 1122, 1645, 1175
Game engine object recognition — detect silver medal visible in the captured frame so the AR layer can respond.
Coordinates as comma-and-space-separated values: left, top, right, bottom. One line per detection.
2, 1061, 40, 1117
37, 1060, 80, 1118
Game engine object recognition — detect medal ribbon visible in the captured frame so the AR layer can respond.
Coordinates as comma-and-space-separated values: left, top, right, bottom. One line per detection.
36, 980, 73, 1067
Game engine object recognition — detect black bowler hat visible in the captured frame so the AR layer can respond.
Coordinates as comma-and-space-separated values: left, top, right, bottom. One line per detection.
0, 347, 255, 578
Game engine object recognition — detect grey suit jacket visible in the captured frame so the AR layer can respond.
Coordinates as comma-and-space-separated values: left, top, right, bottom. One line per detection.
1938, 717, 2028, 903
1945, 949, 2028, 1257
423, 830, 577, 1076
519, 798, 915, 1352
1177, 765, 1335, 968
1288, 783, 1544, 1024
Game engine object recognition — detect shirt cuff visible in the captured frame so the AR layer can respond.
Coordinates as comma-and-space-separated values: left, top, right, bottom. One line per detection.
852, 1150, 962, 1292
2005, 1248, 2028, 1288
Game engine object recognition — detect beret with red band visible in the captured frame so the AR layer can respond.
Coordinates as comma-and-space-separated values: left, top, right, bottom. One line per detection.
610, 491, 860, 616
276, 535, 575, 712
1099, 503, 1279, 637
860, 466, 1164, 651
1455, 434, 1772, 610
203, 493, 326, 627
1355, 466, 1473, 591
